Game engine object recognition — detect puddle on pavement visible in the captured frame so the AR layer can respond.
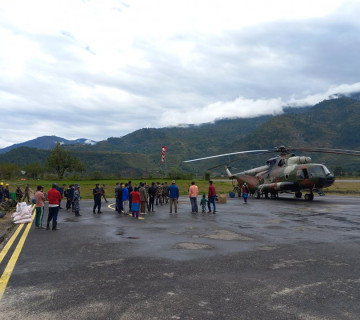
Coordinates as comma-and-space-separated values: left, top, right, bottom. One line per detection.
202, 229, 254, 241
173, 242, 212, 250
64, 218, 80, 222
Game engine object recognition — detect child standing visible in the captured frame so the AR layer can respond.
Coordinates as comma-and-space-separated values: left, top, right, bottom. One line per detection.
130, 187, 141, 219
242, 183, 249, 203
200, 194, 208, 214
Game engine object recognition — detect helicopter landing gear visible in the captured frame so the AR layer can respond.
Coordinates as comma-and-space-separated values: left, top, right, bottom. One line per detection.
270, 191, 278, 199
304, 193, 314, 201
254, 190, 261, 199
295, 191, 302, 199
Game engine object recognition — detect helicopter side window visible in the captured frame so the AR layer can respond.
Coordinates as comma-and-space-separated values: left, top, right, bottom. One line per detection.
302, 169, 309, 179
278, 159, 285, 167
297, 169, 304, 179
297, 169, 309, 179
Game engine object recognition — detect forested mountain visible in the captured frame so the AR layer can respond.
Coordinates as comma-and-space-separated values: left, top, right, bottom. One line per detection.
1, 98, 360, 177
0, 136, 97, 154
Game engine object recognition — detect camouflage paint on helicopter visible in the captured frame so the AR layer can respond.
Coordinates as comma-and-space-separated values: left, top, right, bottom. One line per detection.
185, 146, 360, 201
225, 154, 334, 200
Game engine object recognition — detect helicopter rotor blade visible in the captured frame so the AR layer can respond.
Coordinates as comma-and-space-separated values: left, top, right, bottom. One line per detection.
206, 158, 242, 171
184, 149, 272, 163
287, 147, 360, 156
184, 146, 360, 167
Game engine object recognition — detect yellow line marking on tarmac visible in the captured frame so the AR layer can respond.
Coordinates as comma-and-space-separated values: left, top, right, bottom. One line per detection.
108, 202, 142, 219
0, 206, 35, 301
0, 224, 25, 265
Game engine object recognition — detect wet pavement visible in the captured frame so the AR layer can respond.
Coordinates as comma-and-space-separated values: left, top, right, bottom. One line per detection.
1, 194, 360, 319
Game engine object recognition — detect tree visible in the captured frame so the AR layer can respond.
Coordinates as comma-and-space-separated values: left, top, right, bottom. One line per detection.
204, 171, 211, 181
0, 163, 20, 180
333, 166, 345, 177
23, 162, 44, 179
46, 143, 85, 179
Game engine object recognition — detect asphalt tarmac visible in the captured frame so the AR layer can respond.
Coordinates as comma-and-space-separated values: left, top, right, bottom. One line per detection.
1, 194, 360, 319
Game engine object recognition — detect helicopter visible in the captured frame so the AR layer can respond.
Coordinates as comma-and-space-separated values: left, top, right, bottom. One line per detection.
184, 146, 360, 201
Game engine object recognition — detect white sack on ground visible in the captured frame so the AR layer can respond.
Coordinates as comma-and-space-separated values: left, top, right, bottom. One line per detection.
11, 202, 33, 224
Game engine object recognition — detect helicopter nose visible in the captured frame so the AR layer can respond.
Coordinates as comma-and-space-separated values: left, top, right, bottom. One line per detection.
320, 174, 335, 188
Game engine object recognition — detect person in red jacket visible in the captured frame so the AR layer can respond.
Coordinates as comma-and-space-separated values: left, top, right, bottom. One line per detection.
47, 183, 62, 230
130, 187, 141, 219
208, 180, 216, 214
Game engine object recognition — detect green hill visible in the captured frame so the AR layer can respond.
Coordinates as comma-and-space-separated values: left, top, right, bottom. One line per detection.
1, 98, 360, 177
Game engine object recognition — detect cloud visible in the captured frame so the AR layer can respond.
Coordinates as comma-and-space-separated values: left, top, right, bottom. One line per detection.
0, 0, 360, 148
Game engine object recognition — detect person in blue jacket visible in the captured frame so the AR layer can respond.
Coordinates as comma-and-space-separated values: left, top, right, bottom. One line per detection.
168, 180, 179, 214
122, 183, 129, 214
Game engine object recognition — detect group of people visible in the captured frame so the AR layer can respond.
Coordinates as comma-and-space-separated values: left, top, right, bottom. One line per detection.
0, 183, 33, 204
188, 180, 217, 214
90, 180, 218, 218
93, 180, 178, 218
2, 179, 222, 231
31, 184, 61, 230
33, 183, 83, 230
0, 182, 10, 203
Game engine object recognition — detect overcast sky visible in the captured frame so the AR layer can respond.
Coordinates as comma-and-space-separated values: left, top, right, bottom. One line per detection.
1, 0, 360, 148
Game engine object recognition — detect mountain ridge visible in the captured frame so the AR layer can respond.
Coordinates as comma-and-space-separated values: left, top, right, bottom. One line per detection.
0, 135, 97, 154
1, 97, 360, 176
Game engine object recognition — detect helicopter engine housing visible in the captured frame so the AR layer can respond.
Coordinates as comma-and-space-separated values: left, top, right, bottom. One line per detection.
287, 156, 312, 165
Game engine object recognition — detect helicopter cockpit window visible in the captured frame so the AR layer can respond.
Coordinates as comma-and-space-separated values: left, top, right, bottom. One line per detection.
322, 165, 331, 176
267, 158, 277, 167
308, 166, 326, 177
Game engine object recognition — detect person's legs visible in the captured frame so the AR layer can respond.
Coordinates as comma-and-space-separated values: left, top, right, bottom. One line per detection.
52, 206, 60, 230
174, 199, 178, 213
169, 198, 174, 213
190, 197, 196, 212
35, 207, 41, 227
211, 197, 216, 213
47, 207, 55, 230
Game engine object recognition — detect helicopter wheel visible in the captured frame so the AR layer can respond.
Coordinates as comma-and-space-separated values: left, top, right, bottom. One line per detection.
304, 194, 314, 201
295, 191, 302, 199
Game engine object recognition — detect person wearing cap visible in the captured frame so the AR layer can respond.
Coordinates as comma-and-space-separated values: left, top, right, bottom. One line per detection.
23, 184, 30, 203
4, 183, 10, 201
15, 186, 23, 203
47, 183, 62, 230
73, 185, 81, 216
168, 180, 179, 214
100, 184, 108, 203
34, 185, 46, 228
93, 183, 102, 214
0, 182, 4, 202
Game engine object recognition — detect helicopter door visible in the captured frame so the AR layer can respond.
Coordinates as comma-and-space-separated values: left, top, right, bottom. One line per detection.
297, 168, 309, 179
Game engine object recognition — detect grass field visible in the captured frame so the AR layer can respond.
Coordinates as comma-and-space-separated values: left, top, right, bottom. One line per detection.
2, 178, 359, 200
324, 180, 360, 195
2, 179, 236, 200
